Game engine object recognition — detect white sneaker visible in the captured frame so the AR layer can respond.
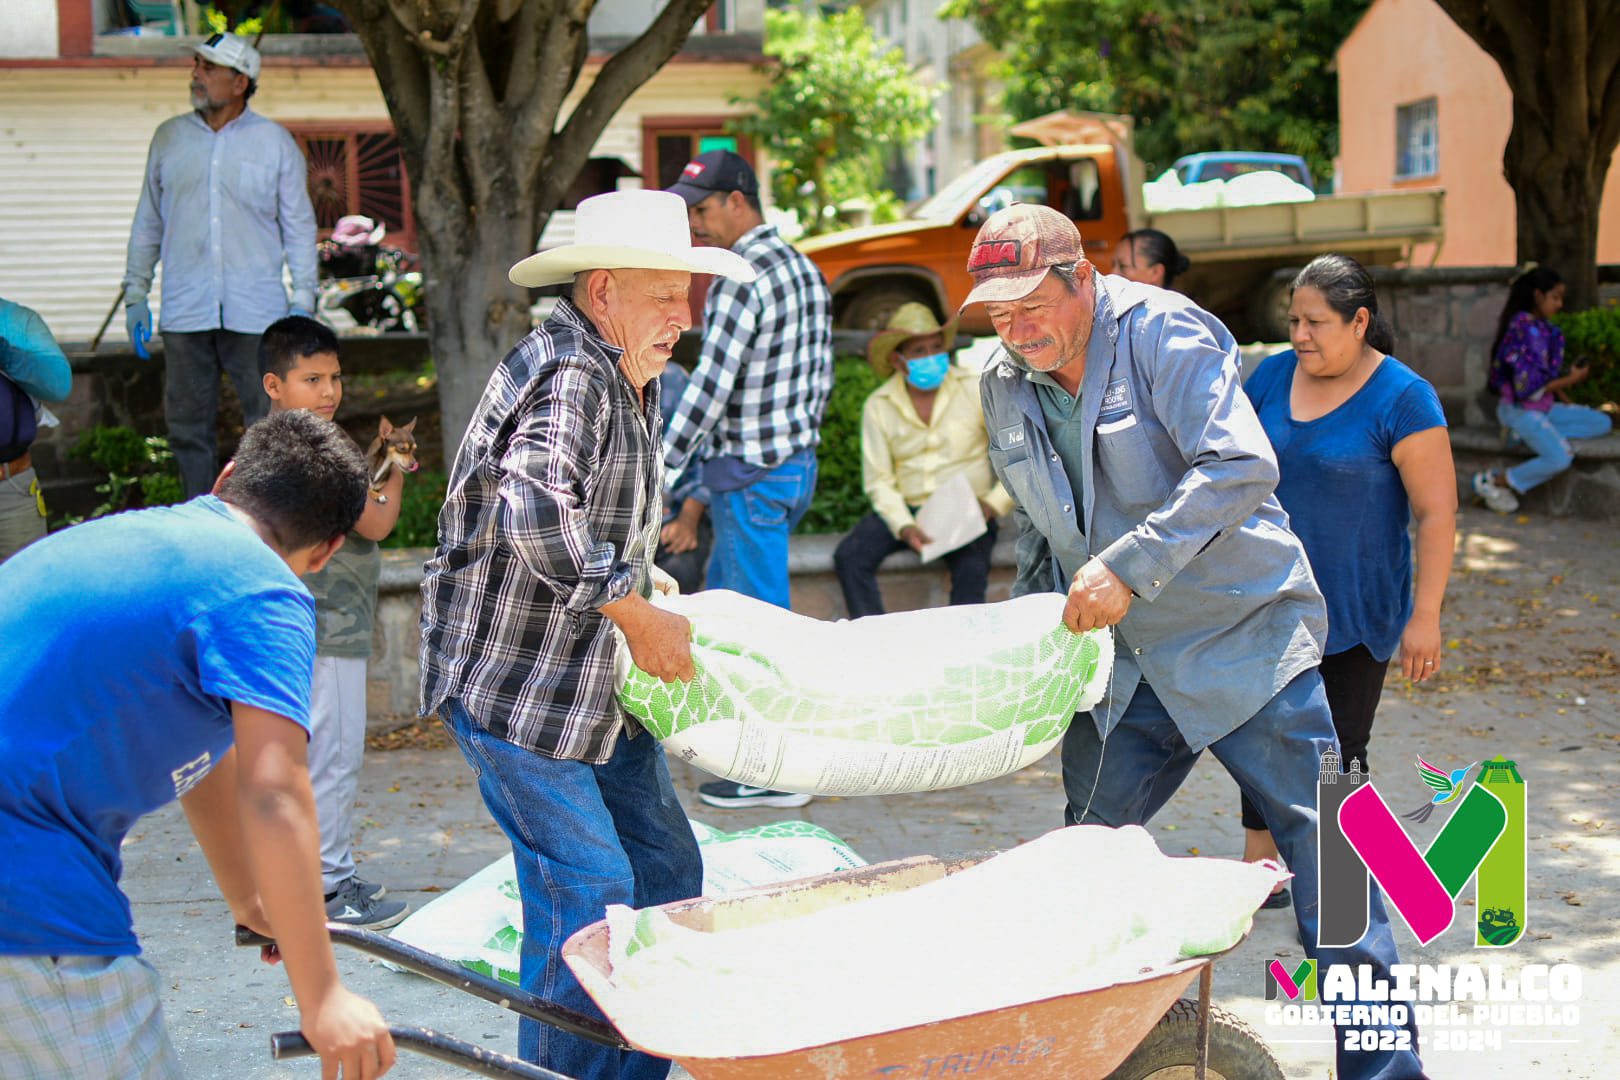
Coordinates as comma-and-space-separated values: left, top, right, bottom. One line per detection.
1471, 471, 1520, 513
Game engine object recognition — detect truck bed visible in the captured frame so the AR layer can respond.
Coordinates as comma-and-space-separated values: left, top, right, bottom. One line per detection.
1148, 188, 1444, 262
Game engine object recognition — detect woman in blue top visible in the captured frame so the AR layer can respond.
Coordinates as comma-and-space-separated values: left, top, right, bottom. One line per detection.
1239, 254, 1457, 907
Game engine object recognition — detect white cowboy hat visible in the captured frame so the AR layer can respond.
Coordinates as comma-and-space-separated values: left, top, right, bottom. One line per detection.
509, 190, 757, 287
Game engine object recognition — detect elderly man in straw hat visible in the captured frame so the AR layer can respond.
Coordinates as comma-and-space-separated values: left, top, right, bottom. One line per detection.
420, 189, 755, 1080
833, 303, 1013, 618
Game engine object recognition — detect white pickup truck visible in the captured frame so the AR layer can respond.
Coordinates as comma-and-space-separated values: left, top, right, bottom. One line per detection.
799, 112, 1444, 341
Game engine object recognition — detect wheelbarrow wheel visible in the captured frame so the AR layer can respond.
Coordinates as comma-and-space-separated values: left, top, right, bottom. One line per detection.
1105, 998, 1284, 1080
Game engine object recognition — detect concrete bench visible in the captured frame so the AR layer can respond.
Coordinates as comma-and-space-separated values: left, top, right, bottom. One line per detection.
1449, 423, 1620, 521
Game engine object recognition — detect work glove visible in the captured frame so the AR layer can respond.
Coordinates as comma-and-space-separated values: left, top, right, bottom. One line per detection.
125, 300, 153, 360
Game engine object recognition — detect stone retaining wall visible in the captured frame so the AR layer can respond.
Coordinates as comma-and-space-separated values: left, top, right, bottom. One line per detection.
1367, 267, 1620, 424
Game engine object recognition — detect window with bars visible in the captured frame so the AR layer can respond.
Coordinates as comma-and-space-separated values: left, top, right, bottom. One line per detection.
1395, 98, 1439, 180
287, 125, 416, 253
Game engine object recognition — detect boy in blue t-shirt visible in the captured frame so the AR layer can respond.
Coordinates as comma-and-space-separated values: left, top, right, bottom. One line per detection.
0, 411, 397, 1079
260, 316, 409, 930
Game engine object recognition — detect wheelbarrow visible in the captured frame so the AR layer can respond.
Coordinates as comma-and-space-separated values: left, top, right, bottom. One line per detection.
247, 852, 1283, 1080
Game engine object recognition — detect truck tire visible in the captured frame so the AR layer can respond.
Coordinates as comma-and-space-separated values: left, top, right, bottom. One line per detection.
1245, 276, 1293, 343
1106, 999, 1285, 1080
838, 283, 937, 331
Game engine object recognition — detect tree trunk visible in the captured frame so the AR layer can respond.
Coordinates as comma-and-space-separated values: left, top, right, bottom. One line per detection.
334, 0, 716, 462
1504, 99, 1608, 310
418, 207, 536, 456
1434, 0, 1620, 311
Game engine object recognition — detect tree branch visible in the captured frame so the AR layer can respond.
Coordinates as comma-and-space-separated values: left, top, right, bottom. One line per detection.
504, 0, 556, 105
544, 0, 712, 204
460, 33, 502, 209
336, 0, 432, 181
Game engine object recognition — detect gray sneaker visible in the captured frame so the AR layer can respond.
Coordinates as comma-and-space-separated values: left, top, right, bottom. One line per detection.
1471, 470, 1520, 513
325, 878, 409, 930
350, 876, 387, 902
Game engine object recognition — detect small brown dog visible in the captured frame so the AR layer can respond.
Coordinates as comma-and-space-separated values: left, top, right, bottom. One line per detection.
366, 416, 419, 492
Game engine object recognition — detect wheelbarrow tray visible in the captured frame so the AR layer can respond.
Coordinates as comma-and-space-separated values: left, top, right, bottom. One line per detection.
563, 852, 1238, 1080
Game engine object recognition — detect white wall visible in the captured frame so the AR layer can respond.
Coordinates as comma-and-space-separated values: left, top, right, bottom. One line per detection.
0, 66, 392, 342
0, 59, 766, 342
0, 0, 61, 59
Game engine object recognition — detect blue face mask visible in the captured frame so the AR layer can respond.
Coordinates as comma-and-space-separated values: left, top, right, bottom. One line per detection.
904, 352, 951, 391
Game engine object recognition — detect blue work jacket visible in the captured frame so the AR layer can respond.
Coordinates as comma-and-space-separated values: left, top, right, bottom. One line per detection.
980, 273, 1326, 749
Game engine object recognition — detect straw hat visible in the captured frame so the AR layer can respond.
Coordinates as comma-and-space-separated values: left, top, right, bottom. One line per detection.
509, 190, 757, 288
867, 302, 957, 377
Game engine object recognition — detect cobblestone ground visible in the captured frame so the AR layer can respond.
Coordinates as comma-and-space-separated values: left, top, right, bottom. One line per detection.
125, 505, 1618, 1078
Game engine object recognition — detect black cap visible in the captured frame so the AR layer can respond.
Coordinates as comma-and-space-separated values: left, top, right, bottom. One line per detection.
665, 149, 760, 206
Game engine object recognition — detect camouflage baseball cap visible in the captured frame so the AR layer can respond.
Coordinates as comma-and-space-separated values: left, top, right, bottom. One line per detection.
961, 204, 1084, 309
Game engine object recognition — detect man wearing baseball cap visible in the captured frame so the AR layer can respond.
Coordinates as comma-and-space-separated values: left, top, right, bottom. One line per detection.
969, 204, 1425, 1080
661, 149, 836, 808
123, 32, 317, 498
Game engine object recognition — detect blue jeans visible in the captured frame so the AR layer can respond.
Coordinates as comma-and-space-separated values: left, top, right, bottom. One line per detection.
441, 699, 703, 1080
1499, 400, 1612, 493
705, 447, 818, 608
1061, 672, 1425, 1080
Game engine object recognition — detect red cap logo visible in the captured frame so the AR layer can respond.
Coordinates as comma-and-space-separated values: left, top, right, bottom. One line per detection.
681, 161, 707, 180
968, 239, 1022, 272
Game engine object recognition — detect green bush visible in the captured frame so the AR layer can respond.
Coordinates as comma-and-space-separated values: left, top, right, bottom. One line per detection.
67, 425, 183, 521
797, 356, 881, 535
1553, 302, 1620, 408
384, 467, 447, 549
381, 356, 881, 547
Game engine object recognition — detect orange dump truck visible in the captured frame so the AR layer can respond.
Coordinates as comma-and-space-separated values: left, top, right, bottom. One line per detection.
798, 112, 1444, 341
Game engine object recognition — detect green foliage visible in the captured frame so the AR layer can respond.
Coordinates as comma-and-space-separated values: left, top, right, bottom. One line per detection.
203, 6, 263, 35
1553, 302, 1620, 407
797, 356, 883, 535
730, 9, 936, 235
68, 426, 183, 521
383, 468, 446, 549
941, 0, 1367, 184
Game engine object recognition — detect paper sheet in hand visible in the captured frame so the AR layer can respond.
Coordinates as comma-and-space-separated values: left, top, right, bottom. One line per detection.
914, 471, 986, 563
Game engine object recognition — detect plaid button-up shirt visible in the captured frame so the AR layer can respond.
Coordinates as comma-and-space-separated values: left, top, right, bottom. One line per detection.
663, 223, 834, 478
419, 300, 663, 762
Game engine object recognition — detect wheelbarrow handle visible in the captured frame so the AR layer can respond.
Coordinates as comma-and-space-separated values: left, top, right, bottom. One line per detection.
271, 1026, 577, 1080
235, 924, 629, 1050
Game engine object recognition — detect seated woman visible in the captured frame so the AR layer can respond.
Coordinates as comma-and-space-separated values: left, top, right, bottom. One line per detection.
832, 303, 1012, 620
1472, 265, 1613, 514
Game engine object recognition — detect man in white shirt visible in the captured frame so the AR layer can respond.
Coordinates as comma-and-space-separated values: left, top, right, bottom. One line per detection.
123, 34, 318, 497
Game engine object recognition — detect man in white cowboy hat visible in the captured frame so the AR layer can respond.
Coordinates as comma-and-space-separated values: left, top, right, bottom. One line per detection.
419, 189, 755, 1080
123, 32, 317, 498
833, 302, 1013, 618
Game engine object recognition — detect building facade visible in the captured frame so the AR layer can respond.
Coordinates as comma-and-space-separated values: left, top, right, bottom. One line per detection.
860, 0, 1002, 202
0, 0, 767, 342
1336, 0, 1620, 267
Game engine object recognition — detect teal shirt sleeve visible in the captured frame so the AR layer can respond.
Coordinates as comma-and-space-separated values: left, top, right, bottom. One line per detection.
0, 299, 72, 403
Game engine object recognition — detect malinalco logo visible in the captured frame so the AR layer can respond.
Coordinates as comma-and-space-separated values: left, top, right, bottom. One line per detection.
1265, 958, 1317, 1001
1317, 752, 1527, 948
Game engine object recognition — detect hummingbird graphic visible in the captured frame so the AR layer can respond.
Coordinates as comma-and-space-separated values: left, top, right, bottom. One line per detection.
1402, 758, 1476, 823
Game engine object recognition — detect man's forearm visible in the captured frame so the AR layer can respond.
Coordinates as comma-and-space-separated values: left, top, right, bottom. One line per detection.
180, 747, 258, 914
232, 704, 344, 1010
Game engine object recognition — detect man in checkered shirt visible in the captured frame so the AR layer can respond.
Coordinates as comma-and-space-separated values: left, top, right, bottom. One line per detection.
663, 150, 835, 612
419, 189, 757, 1080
